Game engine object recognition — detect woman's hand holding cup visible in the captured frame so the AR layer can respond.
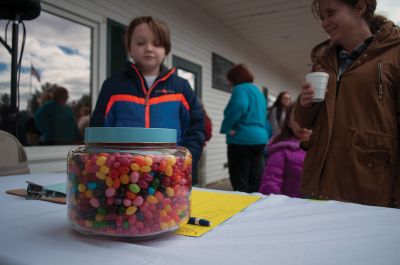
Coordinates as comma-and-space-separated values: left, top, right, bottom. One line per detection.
300, 72, 329, 108
299, 82, 315, 108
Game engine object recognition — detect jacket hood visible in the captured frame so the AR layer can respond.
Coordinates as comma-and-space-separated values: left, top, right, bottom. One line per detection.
369, 20, 400, 56
269, 138, 301, 153
311, 20, 400, 62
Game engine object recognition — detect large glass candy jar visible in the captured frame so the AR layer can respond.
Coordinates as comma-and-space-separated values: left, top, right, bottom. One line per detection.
67, 127, 192, 239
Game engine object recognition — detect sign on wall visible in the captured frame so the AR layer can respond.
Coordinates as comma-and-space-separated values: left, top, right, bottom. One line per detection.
212, 53, 234, 93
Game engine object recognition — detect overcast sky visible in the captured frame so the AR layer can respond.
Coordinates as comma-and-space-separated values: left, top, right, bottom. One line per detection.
0, 11, 91, 110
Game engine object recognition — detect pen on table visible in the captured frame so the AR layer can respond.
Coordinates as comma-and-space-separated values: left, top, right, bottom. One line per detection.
188, 217, 212, 227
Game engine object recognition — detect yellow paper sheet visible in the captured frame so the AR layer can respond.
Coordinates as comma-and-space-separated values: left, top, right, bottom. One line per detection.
175, 189, 263, 237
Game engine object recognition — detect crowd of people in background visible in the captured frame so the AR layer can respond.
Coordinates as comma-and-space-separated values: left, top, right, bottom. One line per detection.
0, 85, 91, 146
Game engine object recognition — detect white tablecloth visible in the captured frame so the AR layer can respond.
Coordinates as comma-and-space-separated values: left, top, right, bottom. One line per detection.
0, 173, 399, 265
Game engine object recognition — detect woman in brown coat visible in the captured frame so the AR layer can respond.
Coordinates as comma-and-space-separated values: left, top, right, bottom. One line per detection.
295, 0, 400, 207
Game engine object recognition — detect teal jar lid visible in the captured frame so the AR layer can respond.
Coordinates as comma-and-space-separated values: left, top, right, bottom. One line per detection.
85, 127, 177, 143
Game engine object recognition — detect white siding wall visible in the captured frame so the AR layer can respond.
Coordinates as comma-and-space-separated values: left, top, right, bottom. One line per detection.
29, 0, 299, 184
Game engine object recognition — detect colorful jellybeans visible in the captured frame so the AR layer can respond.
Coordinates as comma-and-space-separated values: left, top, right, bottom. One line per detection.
67, 151, 192, 238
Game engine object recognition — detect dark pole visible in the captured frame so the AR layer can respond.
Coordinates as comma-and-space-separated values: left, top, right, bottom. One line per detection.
10, 15, 20, 136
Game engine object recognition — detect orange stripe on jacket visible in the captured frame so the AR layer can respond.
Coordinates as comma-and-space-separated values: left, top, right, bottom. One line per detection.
105, 94, 145, 115
149, 93, 190, 111
130, 64, 147, 96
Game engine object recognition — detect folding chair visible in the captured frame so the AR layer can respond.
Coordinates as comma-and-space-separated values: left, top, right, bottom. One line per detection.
0, 130, 30, 176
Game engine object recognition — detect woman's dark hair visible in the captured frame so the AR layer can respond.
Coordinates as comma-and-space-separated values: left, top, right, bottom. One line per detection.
271, 104, 295, 145
311, 0, 387, 33
226, 64, 254, 85
52, 86, 69, 103
268, 91, 290, 120
125, 16, 171, 55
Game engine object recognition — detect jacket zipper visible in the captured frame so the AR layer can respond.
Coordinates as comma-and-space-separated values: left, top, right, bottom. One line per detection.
332, 65, 341, 98
130, 64, 177, 127
377, 62, 384, 101
335, 76, 342, 99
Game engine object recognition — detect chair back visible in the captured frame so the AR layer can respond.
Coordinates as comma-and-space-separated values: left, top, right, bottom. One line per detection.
0, 130, 30, 176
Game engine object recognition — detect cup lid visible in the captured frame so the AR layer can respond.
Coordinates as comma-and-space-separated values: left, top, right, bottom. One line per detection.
306, 71, 329, 78
85, 127, 177, 143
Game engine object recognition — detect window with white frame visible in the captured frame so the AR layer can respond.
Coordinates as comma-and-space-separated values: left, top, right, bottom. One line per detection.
0, 7, 96, 147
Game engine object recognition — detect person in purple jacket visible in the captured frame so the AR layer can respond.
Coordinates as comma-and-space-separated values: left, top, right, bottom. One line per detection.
259, 104, 311, 197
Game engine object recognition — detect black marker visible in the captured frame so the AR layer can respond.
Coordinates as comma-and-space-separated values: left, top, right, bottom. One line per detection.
188, 217, 211, 226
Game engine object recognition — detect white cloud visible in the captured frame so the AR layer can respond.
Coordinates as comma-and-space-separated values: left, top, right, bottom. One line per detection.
0, 11, 91, 110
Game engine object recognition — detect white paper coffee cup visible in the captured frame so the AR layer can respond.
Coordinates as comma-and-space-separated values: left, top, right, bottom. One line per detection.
305, 72, 329, 102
